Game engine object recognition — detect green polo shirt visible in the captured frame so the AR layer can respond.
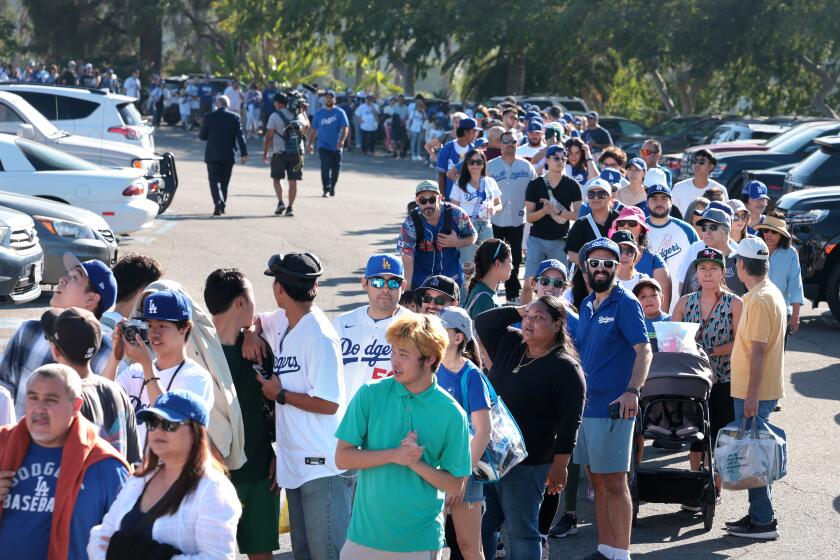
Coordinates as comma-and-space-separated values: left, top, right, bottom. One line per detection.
336, 376, 471, 552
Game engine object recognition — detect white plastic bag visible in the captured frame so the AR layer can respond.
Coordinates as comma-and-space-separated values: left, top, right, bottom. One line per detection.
715, 418, 788, 490
653, 321, 700, 355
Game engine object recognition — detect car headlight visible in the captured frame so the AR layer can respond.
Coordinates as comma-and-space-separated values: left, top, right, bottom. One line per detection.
786, 209, 829, 225
710, 163, 727, 177
34, 216, 94, 239
0, 226, 9, 246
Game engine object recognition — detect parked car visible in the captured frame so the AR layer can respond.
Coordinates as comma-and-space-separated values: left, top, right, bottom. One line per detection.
619, 115, 740, 156
776, 186, 840, 321
0, 205, 43, 304
0, 83, 155, 150
783, 136, 840, 195
598, 116, 646, 144
0, 191, 117, 284
0, 134, 157, 234
519, 95, 590, 115
703, 121, 788, 146
0, 87, 178, 214
680, 120, 840, 180
703, 122, 840, 197
742, 163, 796, 203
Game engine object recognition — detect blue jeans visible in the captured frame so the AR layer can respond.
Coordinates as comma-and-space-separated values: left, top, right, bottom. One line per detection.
319, 148, 342, 192
410, 131, 423, 158
732, 398, 778, 525
287, 474, 354, 560
482, 463, 550, 560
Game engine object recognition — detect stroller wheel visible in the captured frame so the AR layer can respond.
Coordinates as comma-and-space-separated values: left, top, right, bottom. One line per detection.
702, 484, 716, 531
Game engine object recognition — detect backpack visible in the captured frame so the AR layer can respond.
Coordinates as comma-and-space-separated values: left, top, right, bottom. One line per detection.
410, 202, 454, 249
274, 110, 303, 156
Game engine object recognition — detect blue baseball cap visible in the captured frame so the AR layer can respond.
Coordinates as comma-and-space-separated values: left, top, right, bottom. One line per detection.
458, 117, 477, 130
141, 290, 192, 322
586, 111, 599, 119
573, 117, 582, 125
365, 253, 404, 279
536, 259, 568, 279
646, 183, 672, 198
525, 111, 541, 121
742, 180, 770, 200
707, 200, 734, 217
627, 157, 648, 172
697, 207, 732, 230
599, 168, 622, 187
62, 253, 117, 311
545, 145, 567, 158
580, 237, 620, 262
136, 389, 209, 427
562, 114, 573, 123
527, 120, 544, 133
324, 89, 336, 97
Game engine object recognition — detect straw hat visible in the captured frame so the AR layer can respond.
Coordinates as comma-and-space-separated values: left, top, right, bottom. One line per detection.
754, 215, 791, 239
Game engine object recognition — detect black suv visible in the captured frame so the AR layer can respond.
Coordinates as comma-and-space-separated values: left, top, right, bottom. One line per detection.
783, 136, 840, 194
776, 186, 840, 321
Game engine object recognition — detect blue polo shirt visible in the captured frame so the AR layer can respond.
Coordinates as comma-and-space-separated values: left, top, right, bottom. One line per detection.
313, 107, 350, 151
577, 283, 649, 418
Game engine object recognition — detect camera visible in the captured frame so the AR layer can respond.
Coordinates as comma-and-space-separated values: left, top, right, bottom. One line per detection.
121, 319, 149, 345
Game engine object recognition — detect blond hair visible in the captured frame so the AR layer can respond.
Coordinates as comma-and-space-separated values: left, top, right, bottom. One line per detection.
386, 313, 448, 371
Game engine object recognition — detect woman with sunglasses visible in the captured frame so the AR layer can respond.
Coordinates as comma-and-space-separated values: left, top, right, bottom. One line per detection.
755, 211, 804, 342
611, 230, 650, 293
436, 307, 492, 560
727, 199, 752, 243
610, 206, 672, 310
672, 248, 742, 501
88, 390, 241, 559
451, 149, 503, 280
564, 137, 598, 186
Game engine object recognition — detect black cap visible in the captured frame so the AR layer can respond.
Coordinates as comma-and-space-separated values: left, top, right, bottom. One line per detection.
610, 230, 637, 248
264, 252, 323, 287
41, 307, 101, 363
415, 275, 460, 301
273, 92, 287, 104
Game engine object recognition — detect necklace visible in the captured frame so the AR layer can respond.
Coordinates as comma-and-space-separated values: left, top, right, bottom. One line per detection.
513, 343, 559, 373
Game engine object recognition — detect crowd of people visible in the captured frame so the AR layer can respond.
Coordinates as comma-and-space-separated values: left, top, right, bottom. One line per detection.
0, 93, 802, 560
0, 59, 124, 91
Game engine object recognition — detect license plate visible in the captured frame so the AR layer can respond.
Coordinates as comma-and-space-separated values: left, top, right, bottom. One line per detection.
30, 262, 42, 284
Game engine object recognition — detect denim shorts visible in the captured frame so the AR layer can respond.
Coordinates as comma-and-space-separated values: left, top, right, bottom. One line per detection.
463, 477, 484, 503
573, 416, 635, 474
524, 236, 567, 278
459, 220, 494, 267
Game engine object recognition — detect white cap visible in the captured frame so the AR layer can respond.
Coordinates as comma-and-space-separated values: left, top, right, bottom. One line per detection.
735, 237, 770, 261
643, 168, 668, 188
586, 178, 611, 195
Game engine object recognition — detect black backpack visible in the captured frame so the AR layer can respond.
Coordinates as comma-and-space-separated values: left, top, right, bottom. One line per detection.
409, 202, 454, 249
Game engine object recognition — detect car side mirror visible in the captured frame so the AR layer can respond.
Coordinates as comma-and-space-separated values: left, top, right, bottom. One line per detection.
17, 124, 36, 141
803, 144, 818, 154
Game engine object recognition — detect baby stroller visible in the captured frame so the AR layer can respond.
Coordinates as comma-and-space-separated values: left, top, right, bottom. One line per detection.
630, 351, 716, 530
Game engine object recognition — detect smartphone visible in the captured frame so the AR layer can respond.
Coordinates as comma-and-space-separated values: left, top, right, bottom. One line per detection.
608, 402, 621, 419
252, 364, 271, 381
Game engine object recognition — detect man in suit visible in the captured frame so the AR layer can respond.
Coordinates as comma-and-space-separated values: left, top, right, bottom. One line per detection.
199, 95, 248, 216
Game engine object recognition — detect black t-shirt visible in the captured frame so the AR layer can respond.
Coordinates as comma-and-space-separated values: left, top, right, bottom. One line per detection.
564, 209, 619, 255
525, 175, 582, 240
475, 307, 586, 464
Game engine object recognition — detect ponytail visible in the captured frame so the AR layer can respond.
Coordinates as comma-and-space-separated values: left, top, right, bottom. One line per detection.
467, 238, 511, 296
461, 338, 483, 371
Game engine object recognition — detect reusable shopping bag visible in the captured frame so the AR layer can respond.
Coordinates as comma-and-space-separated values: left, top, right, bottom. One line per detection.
715, 417, 788, 490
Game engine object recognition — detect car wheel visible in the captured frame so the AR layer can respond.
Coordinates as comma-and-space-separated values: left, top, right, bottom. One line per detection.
827, 264, 840, 322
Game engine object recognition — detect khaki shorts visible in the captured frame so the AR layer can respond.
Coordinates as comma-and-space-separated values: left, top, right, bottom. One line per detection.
340, 540, 441, 560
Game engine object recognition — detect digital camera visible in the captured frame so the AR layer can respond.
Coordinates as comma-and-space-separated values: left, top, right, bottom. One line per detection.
121, 319, 149, 344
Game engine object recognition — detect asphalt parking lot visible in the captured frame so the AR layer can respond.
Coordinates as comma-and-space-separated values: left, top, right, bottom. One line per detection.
1, 128, 838, 559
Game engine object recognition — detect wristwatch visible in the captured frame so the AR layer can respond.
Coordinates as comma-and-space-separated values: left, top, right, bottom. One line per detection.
624, 386, 641, 398
276, 388, 287, 405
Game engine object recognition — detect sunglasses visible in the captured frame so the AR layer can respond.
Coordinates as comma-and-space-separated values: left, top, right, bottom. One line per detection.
369, 277, 401, 290
693, 158, 710, 165
146, 416, 186, 433
700, 223, 723, 232
537, 276, 565, 288
467, 159, 484, 166
587, 258, 618, 270
500, 136, 516, 144
417, 196, 438, 205
421, 294, 453, 306
549, 155, 567, 163
615, 220, 640, 228
587, 190, 609, 200
733, 212, 750, 221
639, 148, 659, 156
620, 246, 637, 256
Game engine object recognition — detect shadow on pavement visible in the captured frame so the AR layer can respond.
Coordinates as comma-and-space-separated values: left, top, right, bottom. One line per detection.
633, 534, 758, 559
345, 224, 403, 237
834, 494, 840, 513
790, 362, 840, 403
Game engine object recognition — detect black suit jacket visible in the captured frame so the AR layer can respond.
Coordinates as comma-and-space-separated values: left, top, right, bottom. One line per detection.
199, 108, 248, 163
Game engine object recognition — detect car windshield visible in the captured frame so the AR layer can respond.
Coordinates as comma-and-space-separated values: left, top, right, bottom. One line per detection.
706, 126, 734, 144
765, 123, 837, 153
646, 118, 694, 136
793, 148, 840, 179
560, 100, 587, 112
117, 102, 143, 126
16, 138, 99, 171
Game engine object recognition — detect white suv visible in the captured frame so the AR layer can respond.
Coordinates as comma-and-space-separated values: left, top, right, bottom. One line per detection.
0, 83, 155, 151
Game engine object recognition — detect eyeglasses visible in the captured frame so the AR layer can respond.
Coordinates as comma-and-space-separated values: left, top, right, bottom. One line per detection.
587, 190, 609, 200
586, 258, 618, 270
620, 246, 637, 256
639, 148, 659, 156
615, 220, 640, 228
701, 223, 723, 232
146, 416, 186, 433
421, 294, 453, 306
536, 276, 565, 288
733, 212, 750, 222
549, 156, 567, 163
693, 158, 710, 165
467, 159, 484, 166
500, 137, 516, 145
369, 277, 401, 290
417, 196, 438, 205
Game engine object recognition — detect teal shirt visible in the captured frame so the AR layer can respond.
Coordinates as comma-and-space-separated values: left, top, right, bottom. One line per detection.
464, 281, 498, 319
336, 376, 471, 552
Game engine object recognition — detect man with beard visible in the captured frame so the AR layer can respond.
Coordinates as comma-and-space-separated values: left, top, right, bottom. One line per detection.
333, 254, 411, 401
516, 120, 546, 160
644, 183, 698, 312
414, 274, 460, 315
307, 90, 349, 197
574, 237, 651, 560
398, 181, 477, 292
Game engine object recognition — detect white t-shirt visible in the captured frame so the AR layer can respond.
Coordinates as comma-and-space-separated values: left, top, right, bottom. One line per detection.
450, 176, 502, 223
672, 177, 727, 216
223, 86, 242, 112
259, 307, 346, 489
676, 239, 739, 285
124, 76, 140, 98
356, 103, 379, 131
408, 109, 425, 133
646, 218, 700, 312
516, 143, 544, 160
118, 358, 214, 449
332, 305, 410, 402
619, 271, 649, 293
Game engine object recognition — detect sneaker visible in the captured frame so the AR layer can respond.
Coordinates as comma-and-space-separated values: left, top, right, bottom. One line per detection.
728, 519, 779, 540
274, 202, 286, 215
680, 503, 702, 513
329, 187, 335, 196
724, 514, 752, 531
285, 206, 294, 217
322, 191, 328, 198
540, 537, 550, 560
548, 513, 578, 537
495, 541, 506, 559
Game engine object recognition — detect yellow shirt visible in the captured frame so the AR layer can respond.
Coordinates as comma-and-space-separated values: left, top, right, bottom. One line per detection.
731, 278, 786, 400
